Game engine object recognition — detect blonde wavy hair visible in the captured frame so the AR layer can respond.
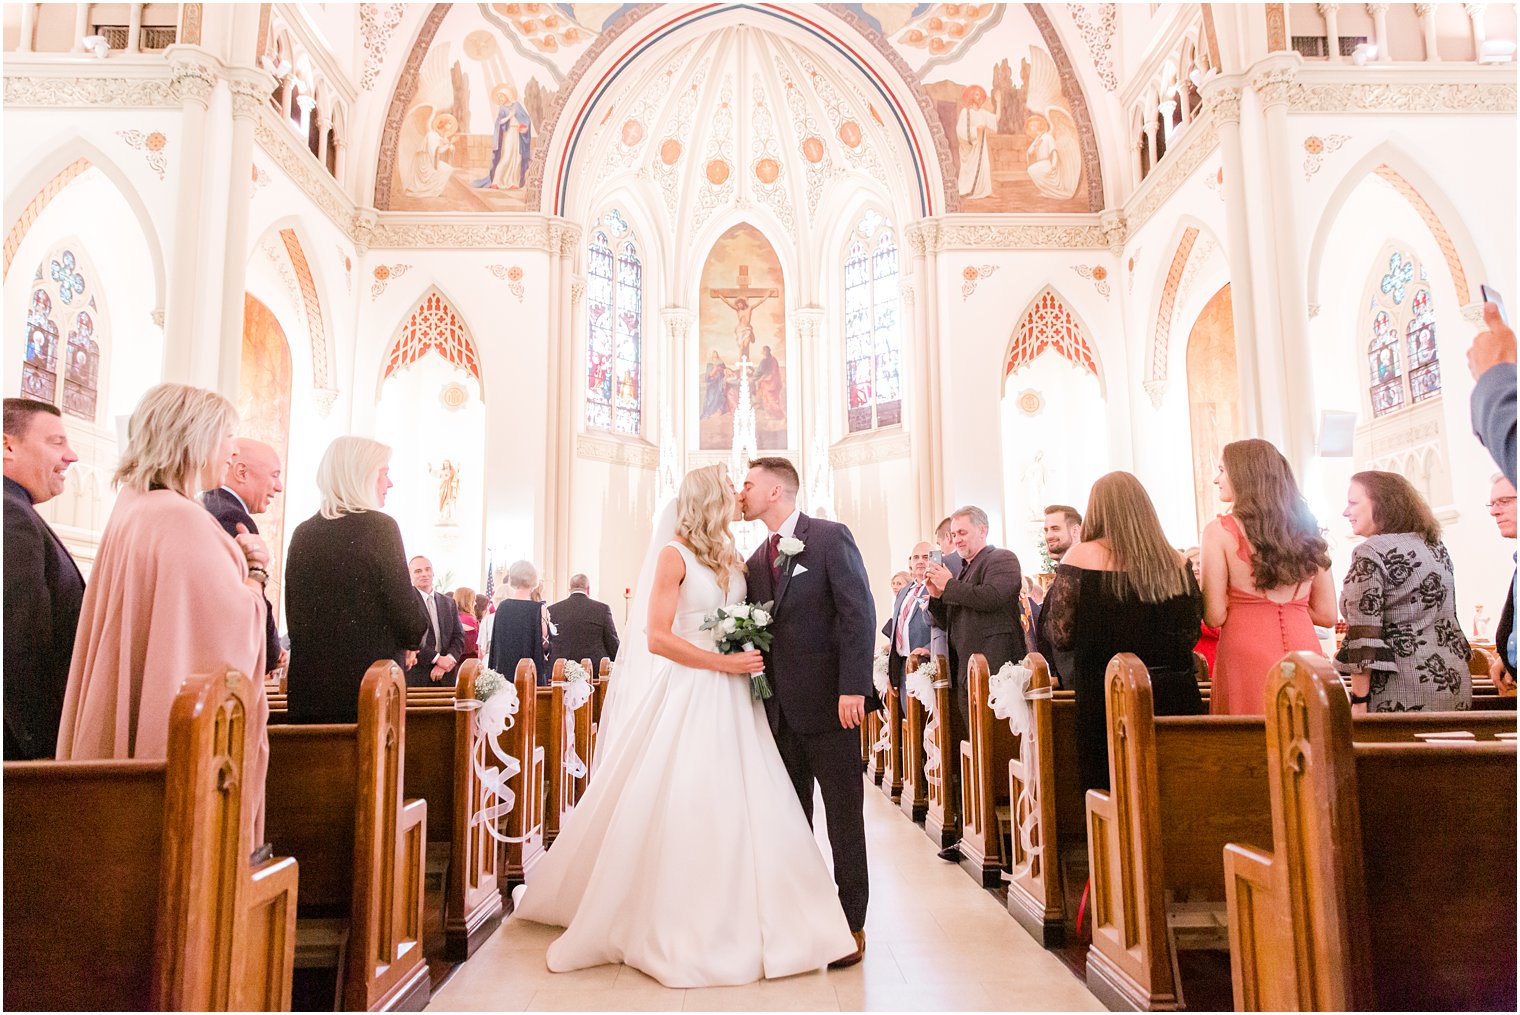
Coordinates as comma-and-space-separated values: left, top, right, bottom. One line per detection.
675, 465, 744, 591
114, 383, 238, 498
316, 436, 390, 519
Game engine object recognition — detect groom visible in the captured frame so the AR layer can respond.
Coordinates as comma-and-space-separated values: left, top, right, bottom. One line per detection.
740, 457, 877, 966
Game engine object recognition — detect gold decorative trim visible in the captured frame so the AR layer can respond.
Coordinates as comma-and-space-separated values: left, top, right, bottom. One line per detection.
576, 432, 660, 469
3, 71, 178, 107
907, 219, 1112, 252
830, 428, 910, 468
1288, 81, 1517, 113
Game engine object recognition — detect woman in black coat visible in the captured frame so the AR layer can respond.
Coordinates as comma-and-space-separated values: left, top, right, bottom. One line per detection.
284, 437, 427, 723
489, 559, 550, 685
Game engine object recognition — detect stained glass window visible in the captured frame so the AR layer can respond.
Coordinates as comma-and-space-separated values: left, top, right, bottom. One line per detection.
844, 211, 902, 433
585, 211, 642, 434
22, 244, 105, 421
1365, 246, 1441, 418
384, 289, 481, 380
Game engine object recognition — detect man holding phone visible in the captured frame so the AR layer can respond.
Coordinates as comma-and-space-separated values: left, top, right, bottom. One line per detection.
1470, 288, 1516, 487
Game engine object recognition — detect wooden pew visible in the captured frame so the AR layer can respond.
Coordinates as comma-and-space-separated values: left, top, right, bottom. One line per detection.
1085, 652, 1516, 1012
1225, 653, 1517, 1012
923, 656, 958, 849
5, 668, 298, 1012
959, 653, 1019, 887
543, 658, 595, 844
863, 708, 883, 780
900, 663, 928, 822
588, 659, 611, 775
400, 661, 503, 961
880, 686, 904, 803
499, 659, 546, 891
265, 662, 430, 1011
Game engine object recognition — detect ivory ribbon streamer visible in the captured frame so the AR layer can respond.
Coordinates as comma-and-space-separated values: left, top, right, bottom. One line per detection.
555, 678, 593, 780
455, 682, 540, 844
904, 668, 939, 776
985, 662, 1055, 865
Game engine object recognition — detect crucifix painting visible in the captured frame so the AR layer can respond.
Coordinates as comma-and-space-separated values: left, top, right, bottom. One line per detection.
699, 224, 787, 451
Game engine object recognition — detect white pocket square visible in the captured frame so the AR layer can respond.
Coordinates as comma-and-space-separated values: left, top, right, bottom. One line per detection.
792, 564, 809, 576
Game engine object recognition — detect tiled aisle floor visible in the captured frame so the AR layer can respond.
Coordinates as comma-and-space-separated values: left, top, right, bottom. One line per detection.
427, 782, 1107, 1011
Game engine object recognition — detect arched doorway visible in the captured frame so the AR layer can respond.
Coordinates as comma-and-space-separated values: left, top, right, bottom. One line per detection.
1185, 284, 1239, 529
239, 293, 294, 618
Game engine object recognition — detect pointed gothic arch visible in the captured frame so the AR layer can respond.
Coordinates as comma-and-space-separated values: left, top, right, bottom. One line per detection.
380, 286, 484, 396
1003, 286, 1103, 395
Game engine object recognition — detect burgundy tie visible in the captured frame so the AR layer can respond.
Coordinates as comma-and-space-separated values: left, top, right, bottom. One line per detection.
768, 532, 783, 578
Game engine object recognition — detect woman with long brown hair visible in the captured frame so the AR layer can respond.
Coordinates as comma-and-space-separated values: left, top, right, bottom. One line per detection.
1201, 439, 1336, 714
1045, 471, 1205, 792
1335, 471, 1470, 712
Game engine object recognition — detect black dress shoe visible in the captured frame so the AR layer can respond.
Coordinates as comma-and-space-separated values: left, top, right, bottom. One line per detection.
938, 843, 961, 862
829, 930, 866, 969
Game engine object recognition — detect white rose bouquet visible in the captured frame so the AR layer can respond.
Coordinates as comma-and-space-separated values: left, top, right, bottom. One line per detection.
701, 600, 777, 700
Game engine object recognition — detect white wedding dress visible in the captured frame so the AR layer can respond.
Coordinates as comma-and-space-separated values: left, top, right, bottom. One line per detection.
511, 540, 856, 987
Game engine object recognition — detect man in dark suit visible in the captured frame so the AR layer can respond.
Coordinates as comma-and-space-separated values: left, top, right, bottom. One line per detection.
549, 574, 620, 670
928, 517, 962, 660
202, 438, 285, 669
883, 542, 934, 698
3, 398, 85, 760
926, 504, 1025, 861
407, 555, 465, 687
741, 457, 876, 966
1489, 474, 1516, 679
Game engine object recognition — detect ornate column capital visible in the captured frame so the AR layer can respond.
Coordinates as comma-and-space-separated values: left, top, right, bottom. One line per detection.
1316, 3, 1340, 14
1100, 210, 1127, 255
904, 220, 940, 257
1143, 378, 1167, 410
151, 308, 166, 328
1251, 66, 1297, 110
227, 71, 273, 121
170, 59, 218, 108
1365, 3, 1390, 15
312, 387, 339, 418
1202, 83, 1243, 125
569, 276, 587, 311
659, 307, 693, 343
793, 307, 826, 342
1463, 2, 1487, 16
1414, 3, 1435, 16
350, 207, 378, 254
898, 279, 915, 309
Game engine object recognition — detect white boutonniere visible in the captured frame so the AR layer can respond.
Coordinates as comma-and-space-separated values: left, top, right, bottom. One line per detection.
778, 536, 805, 558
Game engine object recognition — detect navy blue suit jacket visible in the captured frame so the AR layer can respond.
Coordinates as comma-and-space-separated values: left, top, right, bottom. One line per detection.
746, 513, 878, 735
1472, 362, 1517, 487
202, 487, 281, 665
884, 580, 933, 694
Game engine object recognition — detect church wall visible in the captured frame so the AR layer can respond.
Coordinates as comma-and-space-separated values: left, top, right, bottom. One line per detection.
831, 444, 918, 627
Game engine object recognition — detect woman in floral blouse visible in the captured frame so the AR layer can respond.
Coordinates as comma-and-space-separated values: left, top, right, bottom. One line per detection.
1335, 471, 1470, 712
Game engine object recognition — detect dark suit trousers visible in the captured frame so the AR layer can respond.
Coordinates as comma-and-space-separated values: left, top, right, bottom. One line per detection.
774, 710, 869, 932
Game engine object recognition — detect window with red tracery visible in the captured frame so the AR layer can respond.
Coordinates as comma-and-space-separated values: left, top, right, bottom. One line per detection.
1006, 288, 1098, 378
384, 289, 481, 380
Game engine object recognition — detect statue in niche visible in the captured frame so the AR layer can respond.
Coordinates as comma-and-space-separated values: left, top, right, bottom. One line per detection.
430, 459, 460, 524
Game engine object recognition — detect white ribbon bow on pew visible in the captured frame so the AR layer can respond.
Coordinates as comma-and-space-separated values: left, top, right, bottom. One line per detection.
869, 652, 893, 760
454, 681, 539, 844
555, 676, 594, 780
904, 666, 939, 776
986, 662, 1054, 867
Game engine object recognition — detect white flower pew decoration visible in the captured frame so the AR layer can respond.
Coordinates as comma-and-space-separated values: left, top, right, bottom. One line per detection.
903, 662, 940, 777
870, 650, 892, 758
987, 660, 1054, 869
453, 665, 538, 843
558, 660, 594, 779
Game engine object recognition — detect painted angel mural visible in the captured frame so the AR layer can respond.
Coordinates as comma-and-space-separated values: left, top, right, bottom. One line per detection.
399, 44, 463, 199
1022, 46, 1082, 201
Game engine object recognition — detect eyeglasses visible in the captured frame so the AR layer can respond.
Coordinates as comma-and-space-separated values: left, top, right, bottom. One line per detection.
1487, 497, 1517, 509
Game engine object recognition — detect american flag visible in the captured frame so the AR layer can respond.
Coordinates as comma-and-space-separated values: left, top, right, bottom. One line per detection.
484, 550, 494, 601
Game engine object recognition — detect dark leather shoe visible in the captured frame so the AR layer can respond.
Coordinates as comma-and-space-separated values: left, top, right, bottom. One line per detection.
828, 930, 866, 969
938, 843, 962, 862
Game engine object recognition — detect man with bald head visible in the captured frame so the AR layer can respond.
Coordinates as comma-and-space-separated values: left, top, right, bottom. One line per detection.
203, 438, 285, 667
884, 541, 935, 699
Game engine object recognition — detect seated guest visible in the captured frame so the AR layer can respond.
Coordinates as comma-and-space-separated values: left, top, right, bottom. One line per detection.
454, 587, 482, 660
1045, 471, 1204, 793
1335, 471, 1471, 712
284, 436, 427, 723
202, 438, 286, 670
885, 543, 934, 698
1489, 474, 1517, 680
1032, 503, 1083, 683
1201, 439, 1335, 715
3, 398, 84, 760
490, 559, 550, 685
57, 384, 271, 842
926, 506, 1024, 861
548, 573, 620, 670
405, 555, 464, 687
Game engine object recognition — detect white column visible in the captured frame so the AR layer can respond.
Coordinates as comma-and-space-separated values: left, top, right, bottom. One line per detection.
1252, 61, 1317, 475
1202, 81, 1265, 439
1143, 117, 1160, 169
909, 221, 946, 521
71, 2, 91, 51
162, 56, 218, 383
216, 71, 271, 399
1415, 4, 1441, 61
1367, 3, 1392, 61
19, 3, 37, 52
1318, 3, 1343, 61
127, 3, 143, 52
332, 135, 347, 184
659, 307, 692, 483
543, 223, 579, 595
794, 306, 826, 486
315, 109, 331, 164
1465, 3, 1488, 56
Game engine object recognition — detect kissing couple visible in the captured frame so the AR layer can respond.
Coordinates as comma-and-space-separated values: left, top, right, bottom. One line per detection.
512, 457, 880, 987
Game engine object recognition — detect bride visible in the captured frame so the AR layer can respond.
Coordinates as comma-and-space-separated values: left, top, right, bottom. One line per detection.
511, 465, 856, 987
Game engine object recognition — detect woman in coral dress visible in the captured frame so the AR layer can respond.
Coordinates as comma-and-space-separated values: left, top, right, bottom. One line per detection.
1201, 439, 1336, 715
